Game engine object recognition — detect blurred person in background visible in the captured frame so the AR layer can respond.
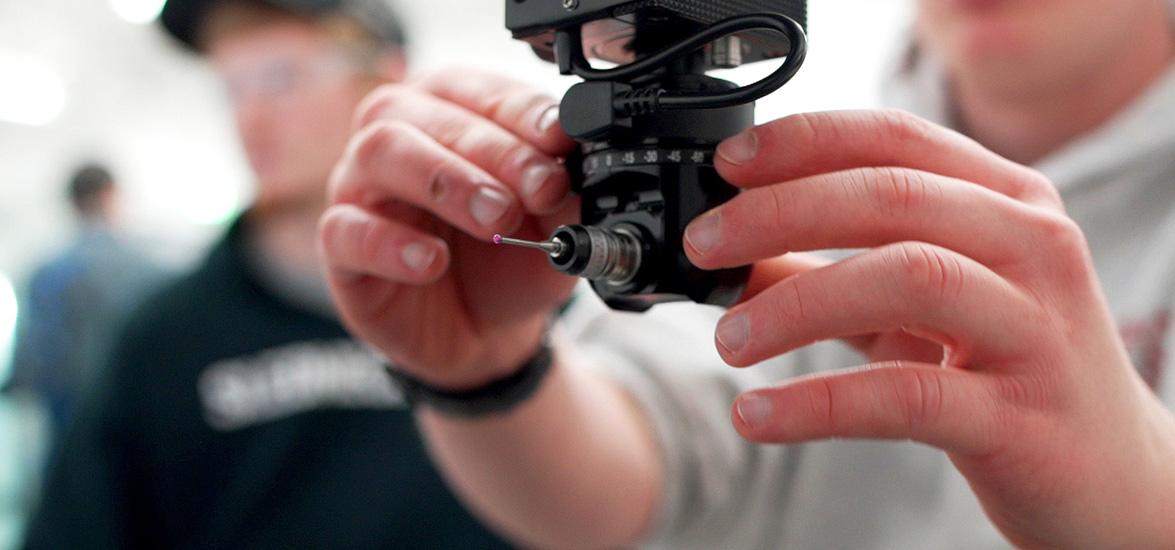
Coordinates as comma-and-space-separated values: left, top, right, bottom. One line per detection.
3, 164, 166, 442
318, 0, 1175, 548
20, 1, 513, 548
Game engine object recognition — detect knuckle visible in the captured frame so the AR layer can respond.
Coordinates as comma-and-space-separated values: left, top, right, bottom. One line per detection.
1023, 168, 1055, 195
1023, 167, 1059, 198
495, 91, 556, 124
874, 109, 935, 145
763, 185, 797, 239
782, 112, 821, 141
776, 111, 835, 151
336, 121, 419, 206
354, 120, 415, 173
887, 242, 967, 302
837, 168, 871, 203
889, 243, 938, 289
1008, 166, 1063, 208
767, 278, 813, 334
994, 374, 1052, 411
334, 123, 406, 204
807, 377, 837, 433
896, 367, 944, 432
450, 123, 516, 168
326, 160, 353, 204
871, 167, 937, 217
780, 275, 808, 326
502, 91, 556, 122
317, 208, 348, 256
357, 215, 387, 267
319, 206, 370, 266
470, 89, 511, 121
353, 84, 412, 129
1029, 211, 1093, 274
1030, 210, 1083, 245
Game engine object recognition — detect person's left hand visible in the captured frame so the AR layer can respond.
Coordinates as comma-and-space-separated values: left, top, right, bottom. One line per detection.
684, 110, 1175, 549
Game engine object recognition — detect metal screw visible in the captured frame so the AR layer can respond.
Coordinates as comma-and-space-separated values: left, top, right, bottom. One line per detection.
562, 0, 579, 10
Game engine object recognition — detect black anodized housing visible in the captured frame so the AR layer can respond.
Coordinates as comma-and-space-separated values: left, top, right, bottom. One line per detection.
506, 0, 807, 67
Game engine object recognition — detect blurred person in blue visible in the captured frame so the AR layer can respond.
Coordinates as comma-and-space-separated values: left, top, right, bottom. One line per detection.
3, 164, 166, 440
21, 1, 514, 549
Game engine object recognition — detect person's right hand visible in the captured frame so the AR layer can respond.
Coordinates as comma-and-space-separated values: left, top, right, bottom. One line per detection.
319, 70, 579, 390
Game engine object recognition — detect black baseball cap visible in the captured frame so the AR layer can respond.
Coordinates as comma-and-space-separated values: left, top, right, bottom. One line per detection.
160, 0, 407, 52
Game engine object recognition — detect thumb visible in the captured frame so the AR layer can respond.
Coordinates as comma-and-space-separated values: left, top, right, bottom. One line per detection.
731, 362, 1003, 456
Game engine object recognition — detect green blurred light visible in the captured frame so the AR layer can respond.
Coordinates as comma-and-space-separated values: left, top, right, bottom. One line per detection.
0, 272, 17, 386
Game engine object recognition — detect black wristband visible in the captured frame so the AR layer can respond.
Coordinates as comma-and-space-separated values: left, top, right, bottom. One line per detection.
385, 340, 554, 419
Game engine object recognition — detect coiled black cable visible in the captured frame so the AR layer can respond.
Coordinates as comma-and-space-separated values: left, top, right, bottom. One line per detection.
554, 13, 808, 115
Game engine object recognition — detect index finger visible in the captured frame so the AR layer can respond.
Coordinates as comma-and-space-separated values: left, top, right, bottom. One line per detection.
413, 68, 577, 157
715, 110, 1061, 209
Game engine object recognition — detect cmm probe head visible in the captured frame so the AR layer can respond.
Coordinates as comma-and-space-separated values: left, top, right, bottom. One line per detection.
493, 225, 643, 287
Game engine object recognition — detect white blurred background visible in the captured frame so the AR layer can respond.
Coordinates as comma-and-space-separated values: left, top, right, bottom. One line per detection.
0, 0, 914, 546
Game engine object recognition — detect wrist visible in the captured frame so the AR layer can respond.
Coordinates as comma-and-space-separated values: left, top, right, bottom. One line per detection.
405, 316, 550, 392
469, 317, 550, 387
387, 329, 555, 419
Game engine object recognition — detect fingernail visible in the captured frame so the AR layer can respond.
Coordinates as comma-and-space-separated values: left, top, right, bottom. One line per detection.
736, 394, 774, 428
400, 242, 436, 273
521, 164, 555, 199
716, 313, 749, 354
717, 130, 758, 165
470, 186, 512, 227
685, 211, 721, 255
535, 105, 560, 136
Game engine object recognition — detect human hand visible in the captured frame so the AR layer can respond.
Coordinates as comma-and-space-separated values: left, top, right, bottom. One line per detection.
685, 110, 1175, 548
319, 69, 578, 389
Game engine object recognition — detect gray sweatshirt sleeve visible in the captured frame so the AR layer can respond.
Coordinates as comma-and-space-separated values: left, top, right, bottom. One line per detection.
559, 289, 1014, 550
560, 294, 812, 550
